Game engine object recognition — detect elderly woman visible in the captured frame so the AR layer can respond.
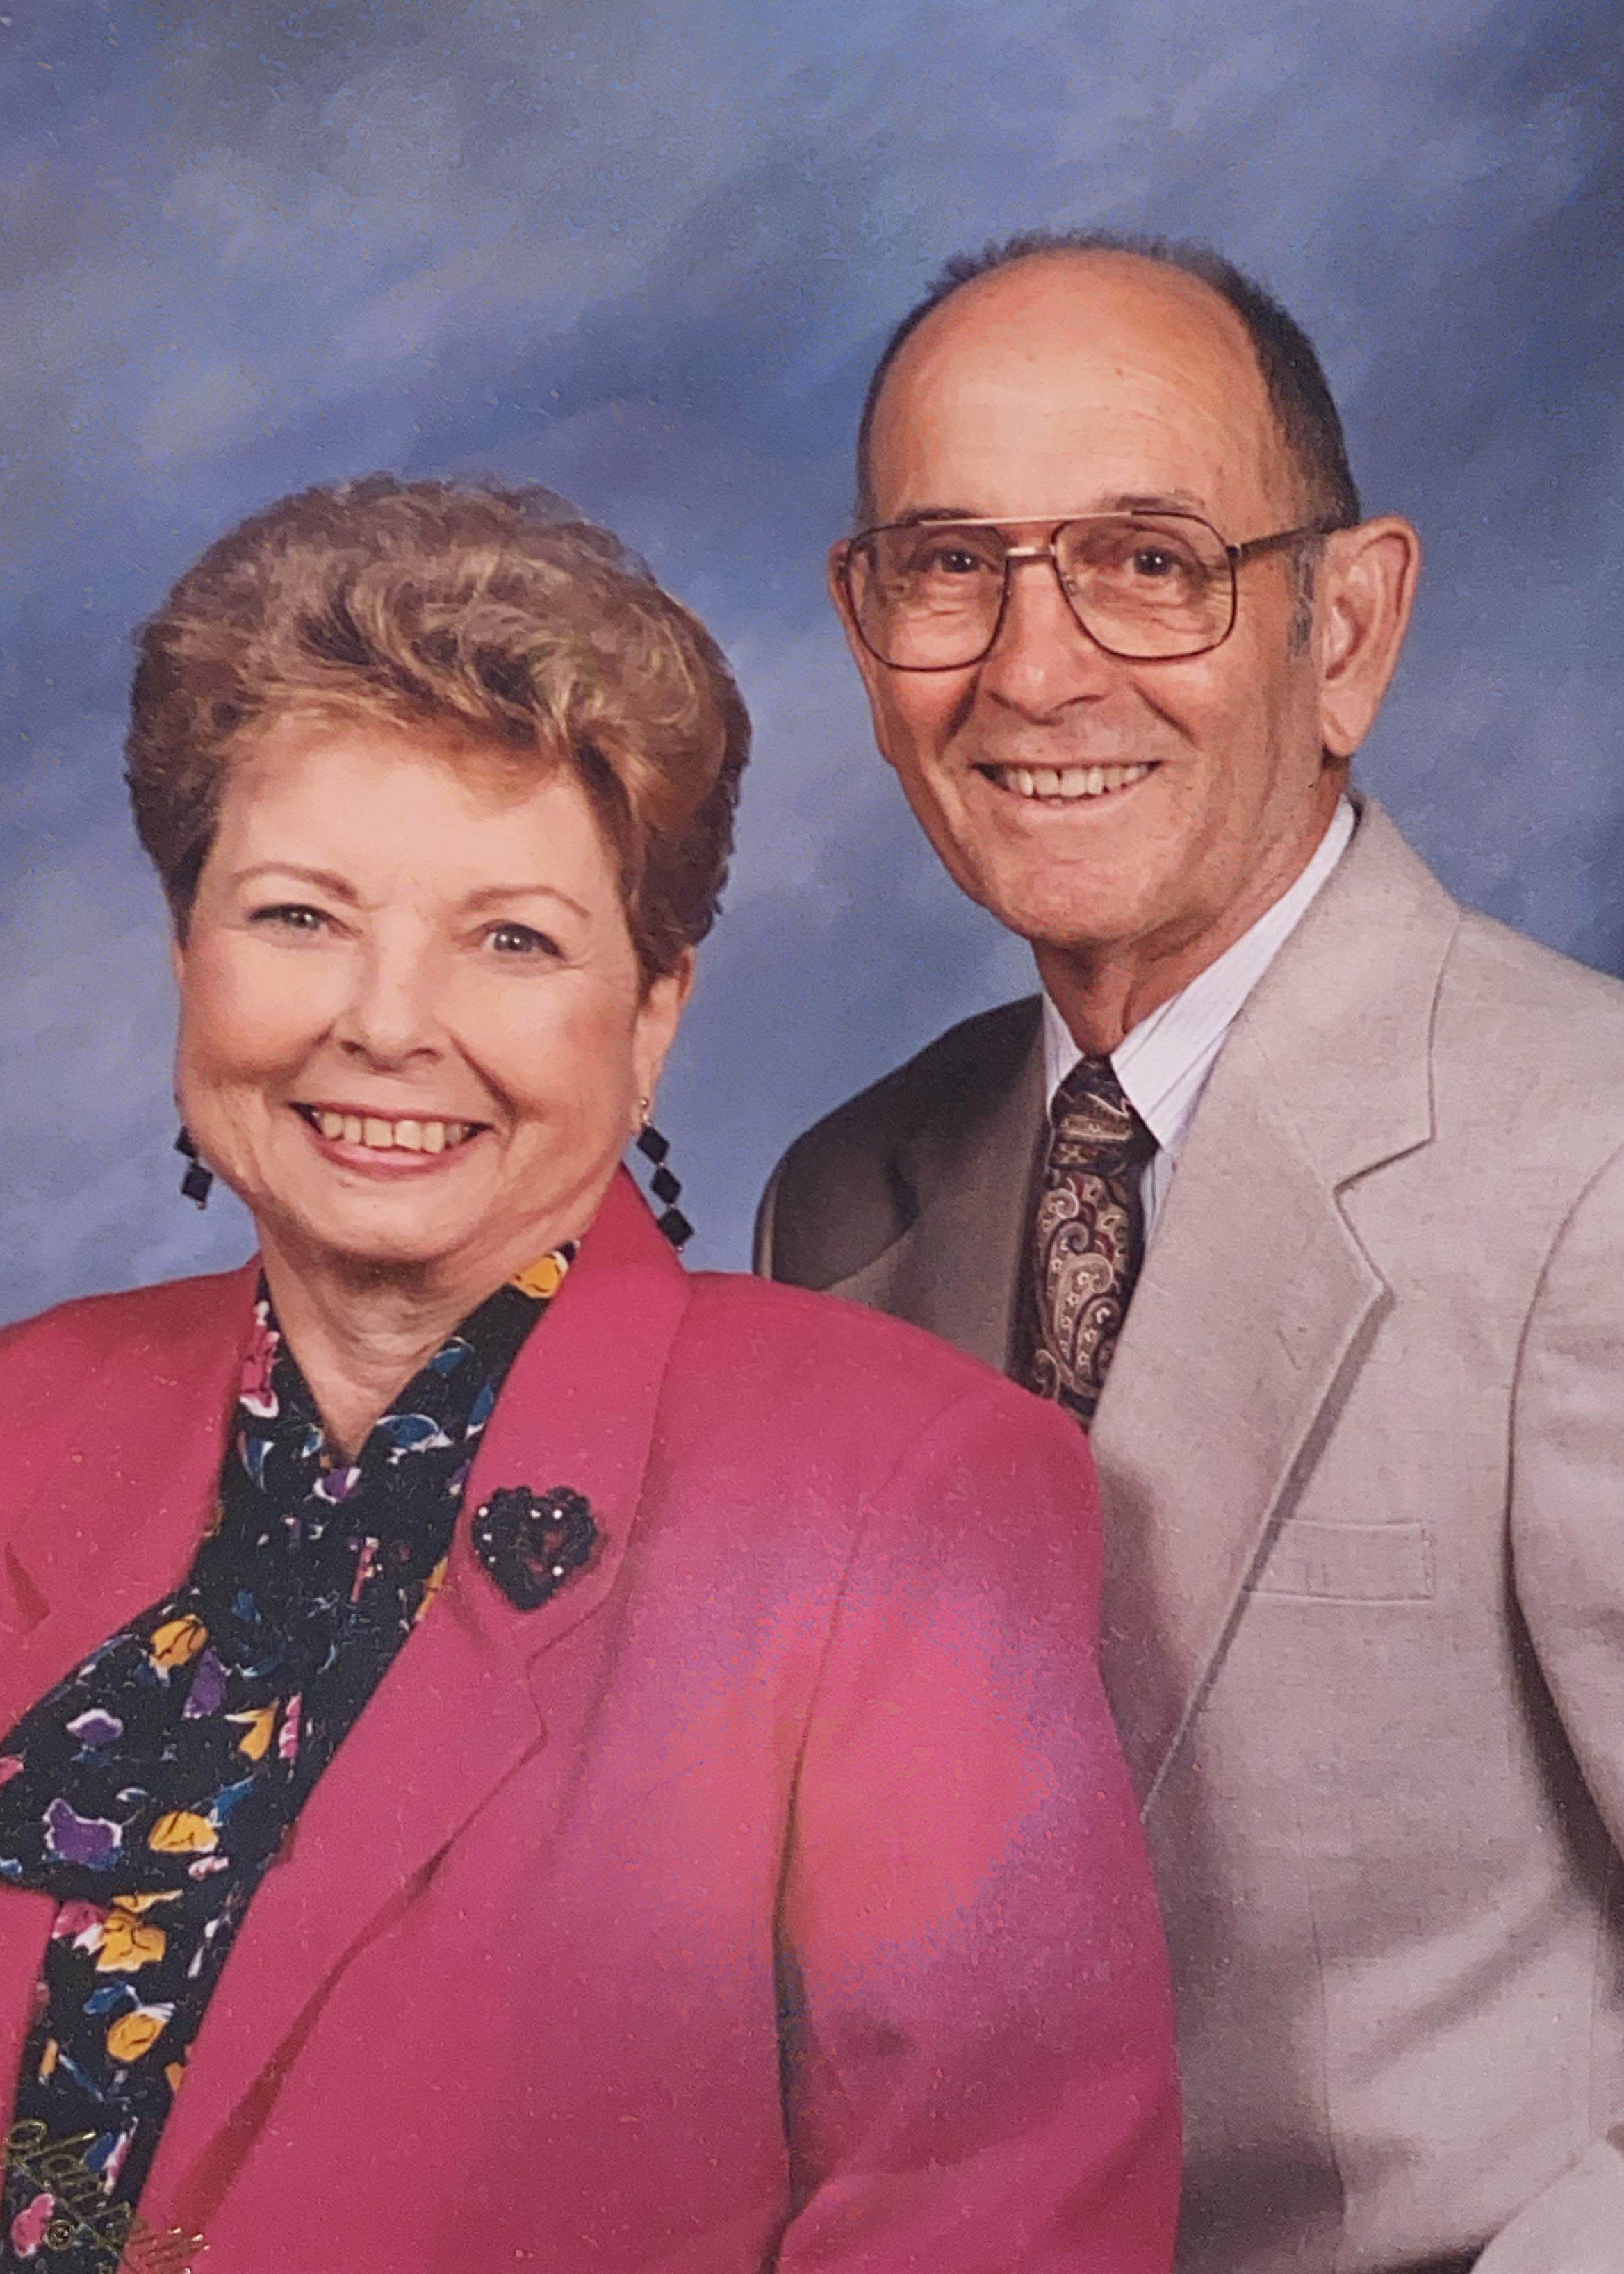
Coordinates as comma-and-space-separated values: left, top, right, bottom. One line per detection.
0, 477, 1177, 2274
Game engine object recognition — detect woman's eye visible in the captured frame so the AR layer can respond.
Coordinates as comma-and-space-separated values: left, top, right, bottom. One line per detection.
486, 922, 560, 959
251, 903, 329, 934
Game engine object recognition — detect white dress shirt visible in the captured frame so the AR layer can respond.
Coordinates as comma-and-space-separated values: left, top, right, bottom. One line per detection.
1042, 796, 1356, 1238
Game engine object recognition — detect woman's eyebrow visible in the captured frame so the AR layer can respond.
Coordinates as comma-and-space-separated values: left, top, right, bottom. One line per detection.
459, 882, 592, 922
233, 862, 359, 901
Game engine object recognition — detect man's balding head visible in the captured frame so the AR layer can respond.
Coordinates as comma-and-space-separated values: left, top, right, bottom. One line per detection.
855, 232, 1360, 535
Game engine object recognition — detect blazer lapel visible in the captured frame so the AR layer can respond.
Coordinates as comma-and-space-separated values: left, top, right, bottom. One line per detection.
827, 1001, 1046, 1373
0, 1266, 259, 2160
1091, 801, 1459, 1808
151, 1172, 689, 2224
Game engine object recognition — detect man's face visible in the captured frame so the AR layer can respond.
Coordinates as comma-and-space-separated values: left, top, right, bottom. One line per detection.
837, 252, 1343, 978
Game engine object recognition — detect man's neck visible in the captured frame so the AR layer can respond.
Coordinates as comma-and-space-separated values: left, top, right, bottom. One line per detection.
1035, 791, 1347, 1057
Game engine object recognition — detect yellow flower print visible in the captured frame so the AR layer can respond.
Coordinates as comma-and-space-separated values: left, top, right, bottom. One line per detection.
38, 2039, 58, 2080
148, 1811, 218, 1855
228, 1705, 278, 1761
106, 2004, 172, 2064
149, 1617, 208, 1673
509, 1250, 570, 1300
413, 1555, 450, 1626
94, 1900, 169, 1974
164, 2061, 186, 2094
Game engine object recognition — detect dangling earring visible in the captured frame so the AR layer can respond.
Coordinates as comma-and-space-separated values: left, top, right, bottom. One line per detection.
632, 1098, 691, 1249
174, 1126, 213, 1209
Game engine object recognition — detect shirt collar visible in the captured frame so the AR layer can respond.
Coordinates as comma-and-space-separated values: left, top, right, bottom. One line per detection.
1042, 794, 1356, 1156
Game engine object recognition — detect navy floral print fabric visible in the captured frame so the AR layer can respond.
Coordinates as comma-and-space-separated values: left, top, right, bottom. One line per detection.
0, 1251, 570, 2273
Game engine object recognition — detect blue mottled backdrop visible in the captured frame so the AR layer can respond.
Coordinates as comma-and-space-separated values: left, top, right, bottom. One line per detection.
2, 0, 1618, 1319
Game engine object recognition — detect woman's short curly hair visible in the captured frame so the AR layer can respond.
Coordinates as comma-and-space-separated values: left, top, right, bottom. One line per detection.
126, 475, 751, 982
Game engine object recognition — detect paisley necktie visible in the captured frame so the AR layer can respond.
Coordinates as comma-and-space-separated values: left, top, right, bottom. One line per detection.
1023, 1055, 1157, 1427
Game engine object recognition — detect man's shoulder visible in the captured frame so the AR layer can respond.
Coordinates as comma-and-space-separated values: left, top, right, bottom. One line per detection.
1446, 901, 1624, 1037
757, 996, 1040, 1286
1436, 906, 1624, 1145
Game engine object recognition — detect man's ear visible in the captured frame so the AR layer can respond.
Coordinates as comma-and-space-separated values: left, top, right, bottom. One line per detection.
827, 540, 903, 765
1314, 516, 1422, 759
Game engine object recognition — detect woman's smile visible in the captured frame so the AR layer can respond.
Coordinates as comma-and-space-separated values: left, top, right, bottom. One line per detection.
174, 719, 689, 1305
290, 1101, 489, 1166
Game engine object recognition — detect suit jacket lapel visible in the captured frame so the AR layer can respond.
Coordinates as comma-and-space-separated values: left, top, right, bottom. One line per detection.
826, 1001, 1045, 1374
1092, 801, 1459, 1806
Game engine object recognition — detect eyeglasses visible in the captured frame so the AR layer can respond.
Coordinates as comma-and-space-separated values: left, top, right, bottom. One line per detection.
837, 510, 1344, 671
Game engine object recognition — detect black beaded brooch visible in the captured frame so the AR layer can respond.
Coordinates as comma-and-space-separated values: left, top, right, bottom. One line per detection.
471, 1486, 599, 1611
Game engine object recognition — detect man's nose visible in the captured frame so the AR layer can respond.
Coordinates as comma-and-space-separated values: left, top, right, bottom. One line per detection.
975, 551, 1119, 715
334, 940, 444, 1068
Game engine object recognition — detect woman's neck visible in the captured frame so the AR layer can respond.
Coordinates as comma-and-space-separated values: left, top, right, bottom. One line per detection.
257, 1242, 491, 1462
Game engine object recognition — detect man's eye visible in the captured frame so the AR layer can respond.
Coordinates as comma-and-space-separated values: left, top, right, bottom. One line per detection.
1131, 548, 1181, 578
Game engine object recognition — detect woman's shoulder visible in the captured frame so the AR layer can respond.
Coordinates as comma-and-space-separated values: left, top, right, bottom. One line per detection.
0, 1263, 256, 1391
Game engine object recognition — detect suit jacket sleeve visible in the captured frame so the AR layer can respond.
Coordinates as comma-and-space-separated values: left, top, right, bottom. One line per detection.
753, 1152, 786, 1279
1484, 1140, 1624, 2270
772, 1379, 1180, 2272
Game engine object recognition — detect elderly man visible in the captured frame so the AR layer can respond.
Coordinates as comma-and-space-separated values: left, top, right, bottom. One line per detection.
756, 231, 1624, 2274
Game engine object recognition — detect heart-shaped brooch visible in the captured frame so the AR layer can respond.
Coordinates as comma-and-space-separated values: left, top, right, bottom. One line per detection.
472, 1487, 599, 1610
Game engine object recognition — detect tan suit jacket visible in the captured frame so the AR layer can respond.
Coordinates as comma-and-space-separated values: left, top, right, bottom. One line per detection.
757, 800, 1624, 2274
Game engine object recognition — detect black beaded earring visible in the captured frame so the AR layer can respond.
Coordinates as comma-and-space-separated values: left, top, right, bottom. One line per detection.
633, 1103, 691, 1248
174, 1125, 214, 1209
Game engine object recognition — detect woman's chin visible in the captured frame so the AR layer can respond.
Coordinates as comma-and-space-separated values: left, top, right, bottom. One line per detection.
259, 1190, 495, 1282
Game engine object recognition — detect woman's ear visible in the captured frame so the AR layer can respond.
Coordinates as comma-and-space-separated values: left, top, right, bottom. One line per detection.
632, 949, 696, 1109
1314, 516, 1422, 759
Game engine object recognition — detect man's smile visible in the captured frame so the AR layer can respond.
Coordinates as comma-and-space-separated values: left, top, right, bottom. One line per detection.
976, 760, 1157, 804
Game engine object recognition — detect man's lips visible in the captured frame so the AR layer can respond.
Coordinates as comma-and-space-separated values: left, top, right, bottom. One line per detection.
976, 760, 1156, 803
290, 1103, 489, 1159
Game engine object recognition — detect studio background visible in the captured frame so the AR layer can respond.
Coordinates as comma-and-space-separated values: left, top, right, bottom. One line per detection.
2, 0, 1618, 1323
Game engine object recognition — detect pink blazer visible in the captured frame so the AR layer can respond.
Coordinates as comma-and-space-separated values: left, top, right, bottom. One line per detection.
0, 1174, 1177, 2272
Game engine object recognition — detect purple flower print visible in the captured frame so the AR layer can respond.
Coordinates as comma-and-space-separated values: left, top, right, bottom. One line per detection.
42, 1797, 124, 1869
181, 1650, 227, 1720
66, 1709, 124, 1749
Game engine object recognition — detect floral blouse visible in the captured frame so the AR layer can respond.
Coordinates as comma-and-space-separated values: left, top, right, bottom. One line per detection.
0, 1252, 571, 2274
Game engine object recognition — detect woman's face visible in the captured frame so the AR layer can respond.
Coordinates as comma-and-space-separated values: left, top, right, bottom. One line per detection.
174, 718, 690, 1296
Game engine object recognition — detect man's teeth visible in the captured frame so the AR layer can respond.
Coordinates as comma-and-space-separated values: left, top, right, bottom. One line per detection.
994, 762, 1153, 800
311, 1111, 473, 1154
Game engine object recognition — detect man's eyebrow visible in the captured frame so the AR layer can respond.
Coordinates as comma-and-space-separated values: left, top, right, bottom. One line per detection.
883, 507, 987, 527
1103, 489, 1208, 516
880, 493, 1212, 527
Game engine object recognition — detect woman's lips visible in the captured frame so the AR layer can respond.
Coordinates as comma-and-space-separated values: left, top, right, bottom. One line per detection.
290, 1102, 488, 1164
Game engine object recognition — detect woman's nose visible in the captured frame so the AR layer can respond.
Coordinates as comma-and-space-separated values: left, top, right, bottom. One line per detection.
333, 944, 443, 1067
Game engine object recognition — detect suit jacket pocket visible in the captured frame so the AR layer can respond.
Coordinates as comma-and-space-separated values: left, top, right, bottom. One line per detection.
1253, 1518, 1434, 1603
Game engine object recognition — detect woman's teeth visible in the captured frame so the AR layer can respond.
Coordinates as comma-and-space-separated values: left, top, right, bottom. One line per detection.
994, 761, 1153, 800
309, 1111, 475, 1154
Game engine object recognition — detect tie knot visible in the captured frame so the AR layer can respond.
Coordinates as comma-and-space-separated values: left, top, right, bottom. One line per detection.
1049, 1056, 1156, 1170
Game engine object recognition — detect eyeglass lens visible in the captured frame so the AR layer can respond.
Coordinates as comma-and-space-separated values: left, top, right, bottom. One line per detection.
847, 514, 1238, 666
